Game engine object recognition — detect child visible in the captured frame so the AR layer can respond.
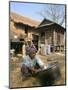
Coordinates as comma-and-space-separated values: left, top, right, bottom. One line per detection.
21, 46, 47, 80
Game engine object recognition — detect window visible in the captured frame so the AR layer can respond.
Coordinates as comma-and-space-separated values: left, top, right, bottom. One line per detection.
57, 33, 60, 45
14, 22, 24, 29
40, 32, 45, 44
25, 25, 28, 34
41, 32, 45, 37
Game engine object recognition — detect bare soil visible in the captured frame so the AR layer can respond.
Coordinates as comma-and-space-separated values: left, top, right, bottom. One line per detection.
9, 53, 66, 88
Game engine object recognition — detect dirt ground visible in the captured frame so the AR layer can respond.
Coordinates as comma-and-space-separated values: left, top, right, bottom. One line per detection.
9, 52, 66, 88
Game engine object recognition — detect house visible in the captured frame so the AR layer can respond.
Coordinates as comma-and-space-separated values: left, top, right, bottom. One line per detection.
35, 18, 65, 54
10, 12, 40, 54
10, 12, 65, 55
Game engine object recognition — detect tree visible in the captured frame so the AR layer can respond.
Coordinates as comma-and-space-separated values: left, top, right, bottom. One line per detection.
37, 4, 65, 26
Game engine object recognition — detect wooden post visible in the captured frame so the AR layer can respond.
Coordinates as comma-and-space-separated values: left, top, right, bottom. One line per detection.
53, 30, 56, 52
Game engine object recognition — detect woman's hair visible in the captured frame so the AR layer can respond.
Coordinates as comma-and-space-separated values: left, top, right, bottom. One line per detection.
26, 45, 37, 55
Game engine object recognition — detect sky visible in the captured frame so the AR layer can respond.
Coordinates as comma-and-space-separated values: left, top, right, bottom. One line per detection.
10, 1, 65, 26
10, 2, 44, 21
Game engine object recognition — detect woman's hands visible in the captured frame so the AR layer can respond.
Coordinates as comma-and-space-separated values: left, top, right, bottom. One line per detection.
29, 67, 41, 74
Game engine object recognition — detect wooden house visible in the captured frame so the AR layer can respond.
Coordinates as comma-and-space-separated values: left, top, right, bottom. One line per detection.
10, 12, 40, 54
10, 12, 65, 55
35, 18, 65, 53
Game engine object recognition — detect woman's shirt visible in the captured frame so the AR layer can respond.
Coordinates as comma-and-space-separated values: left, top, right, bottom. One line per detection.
22, 55, 44, 68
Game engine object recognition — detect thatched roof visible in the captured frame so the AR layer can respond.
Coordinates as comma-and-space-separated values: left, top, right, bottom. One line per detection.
10, 12, 40, 41
38, 18, 54, 27
10, 12, 40, 27
36, 18, 65, 30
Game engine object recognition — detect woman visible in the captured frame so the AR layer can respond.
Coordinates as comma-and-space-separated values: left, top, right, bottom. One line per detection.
21, 46, 47, 80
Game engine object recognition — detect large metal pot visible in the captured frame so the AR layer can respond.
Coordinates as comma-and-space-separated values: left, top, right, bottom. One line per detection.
36, 61, 61, 86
